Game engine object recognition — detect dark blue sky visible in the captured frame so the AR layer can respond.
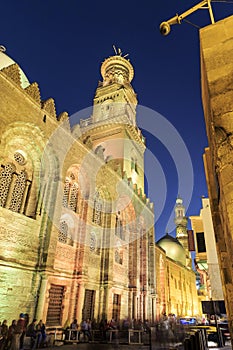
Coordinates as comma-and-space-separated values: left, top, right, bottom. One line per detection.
1, 1, 233, 239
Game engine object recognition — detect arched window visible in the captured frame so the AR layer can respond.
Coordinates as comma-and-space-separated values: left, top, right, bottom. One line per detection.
131, 156, 138, 174
115, 244, 123, 265
0, 164, 31, 215
62, 179, 70, 208
62, 176, 79, 212
0, 163, 15, 207
92, 193, 102, 226
69, 183, 79, 211
58, 220, 68, 244
89, 231, 100, 254
115, 211, 124, 240
9, 170, 27, 212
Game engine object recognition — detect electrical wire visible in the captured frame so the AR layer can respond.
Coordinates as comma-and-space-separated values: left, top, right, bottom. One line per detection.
183, 19, 201, 29
212, 0, 233, 2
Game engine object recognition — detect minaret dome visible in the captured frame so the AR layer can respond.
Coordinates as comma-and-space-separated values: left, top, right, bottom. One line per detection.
101, 55, 134, 85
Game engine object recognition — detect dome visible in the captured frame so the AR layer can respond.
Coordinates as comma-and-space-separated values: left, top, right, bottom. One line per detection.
0, 48, 30, 89
157, 234, 186, 266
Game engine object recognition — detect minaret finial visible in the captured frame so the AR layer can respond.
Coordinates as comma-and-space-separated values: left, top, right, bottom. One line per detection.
113, 45, 118, 55
112, 45, 129, 58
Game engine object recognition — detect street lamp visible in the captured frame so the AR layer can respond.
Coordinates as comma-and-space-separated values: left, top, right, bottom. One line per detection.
159, 0, 215, 36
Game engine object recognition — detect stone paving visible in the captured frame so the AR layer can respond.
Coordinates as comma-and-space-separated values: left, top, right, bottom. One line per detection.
43, 327, 232, 350
47, 339, 233, 350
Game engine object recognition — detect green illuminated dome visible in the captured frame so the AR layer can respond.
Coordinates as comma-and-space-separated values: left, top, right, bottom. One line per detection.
0, 47, 30, 89
157, 234, 186, 266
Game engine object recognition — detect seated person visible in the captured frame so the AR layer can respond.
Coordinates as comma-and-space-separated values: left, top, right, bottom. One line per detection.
70, 319, 79, 340
36, 320, 47, 347
26, 319, 38, 349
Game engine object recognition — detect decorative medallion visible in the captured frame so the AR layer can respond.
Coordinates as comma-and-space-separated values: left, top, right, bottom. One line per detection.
14, 151, 26, 165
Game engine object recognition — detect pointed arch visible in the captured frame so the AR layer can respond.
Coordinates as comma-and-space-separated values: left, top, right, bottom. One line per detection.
1, 122, 48, 218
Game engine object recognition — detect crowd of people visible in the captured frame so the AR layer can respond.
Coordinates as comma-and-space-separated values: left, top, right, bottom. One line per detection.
0, 313, 189, 349
0, 314, 47, 350
64, 317, 152, 343
62, 315, 187, 345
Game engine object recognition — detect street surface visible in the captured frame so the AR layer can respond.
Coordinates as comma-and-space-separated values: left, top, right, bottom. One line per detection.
46, 340, 232, 350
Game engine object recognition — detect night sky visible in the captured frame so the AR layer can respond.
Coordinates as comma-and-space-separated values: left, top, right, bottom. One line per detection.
1, 1, 233, 239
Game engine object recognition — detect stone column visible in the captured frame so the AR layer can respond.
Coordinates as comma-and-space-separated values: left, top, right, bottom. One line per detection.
36, 275, 48, 321
76, 281, 85, 322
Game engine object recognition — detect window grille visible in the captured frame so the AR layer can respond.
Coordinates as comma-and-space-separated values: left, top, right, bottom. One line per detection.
14, 152, 26, 165
62, 178, 79, 212
92, 196, 102, 225
69, 183, 78, 211
58, 220, 68, 244
0, 164, 31, 215
112, 294, 121, 321
62, 179, 70, 208
82, 289, 95, 321
9, 170, 27, 212
46, 284, 65, 326
0, 164, 15, 207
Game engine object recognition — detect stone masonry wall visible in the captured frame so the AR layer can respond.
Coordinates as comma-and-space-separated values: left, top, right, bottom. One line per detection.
200, 15, 233, 343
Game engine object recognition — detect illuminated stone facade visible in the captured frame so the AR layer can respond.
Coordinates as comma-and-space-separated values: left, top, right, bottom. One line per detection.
0, 49, 156, 326
0, 48, 200, 327
155, 243, 199, 318
200, 15, 233, 342
190, 197, 224, 302
155, 197, 200, 318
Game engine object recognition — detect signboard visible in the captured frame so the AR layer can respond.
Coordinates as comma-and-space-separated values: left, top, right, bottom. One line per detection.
188, 229, 195, 251
202, 300, 226, 315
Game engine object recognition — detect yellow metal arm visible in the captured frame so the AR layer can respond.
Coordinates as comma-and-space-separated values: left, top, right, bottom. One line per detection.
160, 0, 215, 35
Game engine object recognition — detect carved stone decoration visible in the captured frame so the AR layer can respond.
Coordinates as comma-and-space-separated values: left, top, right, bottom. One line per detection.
41, 98, 57, 119
56, 242, 75, 261
83, 135, 93, 149
215, 126, 228, 146
57, 111, 69, 122
94, 144, 105, 160
25, 82, 41, 104
0, 226, 33, 249
1, 63, 21, 87
90, 232, 96, 252
101, 56, 134, 84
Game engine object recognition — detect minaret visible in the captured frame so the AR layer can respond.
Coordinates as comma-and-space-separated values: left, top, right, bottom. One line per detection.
174, 197, 192, 268
80, 48, 146, 192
